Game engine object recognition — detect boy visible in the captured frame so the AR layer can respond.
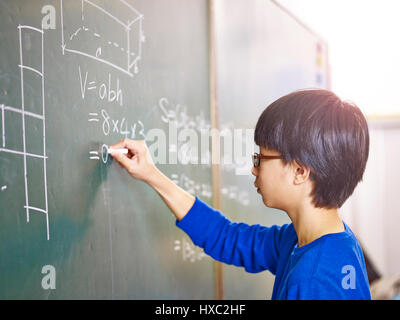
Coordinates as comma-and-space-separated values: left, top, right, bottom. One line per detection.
110, 88, 371, 300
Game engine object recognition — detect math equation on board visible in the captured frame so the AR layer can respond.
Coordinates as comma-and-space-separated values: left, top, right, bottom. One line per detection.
173, 238, 207, 263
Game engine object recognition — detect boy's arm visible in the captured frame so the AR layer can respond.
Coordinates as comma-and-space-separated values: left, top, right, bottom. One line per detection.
176, 196, 283, 273
148, 166, 196, 221
110, 138, 282, 273
109, 139, 195, 221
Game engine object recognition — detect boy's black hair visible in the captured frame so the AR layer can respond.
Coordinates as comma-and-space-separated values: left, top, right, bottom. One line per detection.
254, 88, 369, 209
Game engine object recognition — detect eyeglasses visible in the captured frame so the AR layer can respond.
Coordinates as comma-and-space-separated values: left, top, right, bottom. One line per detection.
252, 152, 283, 167
252, 152, 317, 181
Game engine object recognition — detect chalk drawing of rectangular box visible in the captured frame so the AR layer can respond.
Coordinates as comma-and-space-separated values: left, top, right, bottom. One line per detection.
60, 0, 145, 77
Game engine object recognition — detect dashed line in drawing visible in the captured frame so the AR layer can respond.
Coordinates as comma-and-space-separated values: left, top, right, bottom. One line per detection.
69, 27, 81, 40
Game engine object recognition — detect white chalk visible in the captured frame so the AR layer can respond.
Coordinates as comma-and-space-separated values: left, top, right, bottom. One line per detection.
108, 148, 128, 154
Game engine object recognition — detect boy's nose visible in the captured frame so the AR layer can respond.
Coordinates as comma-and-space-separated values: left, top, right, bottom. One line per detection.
251, 166, 258, 176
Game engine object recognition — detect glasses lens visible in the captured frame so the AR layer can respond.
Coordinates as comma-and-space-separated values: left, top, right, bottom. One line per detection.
252, 154, 259, 167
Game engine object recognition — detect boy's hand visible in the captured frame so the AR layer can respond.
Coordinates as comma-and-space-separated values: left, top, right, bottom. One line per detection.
109, 138, 195, 221
109, 138, 156, 184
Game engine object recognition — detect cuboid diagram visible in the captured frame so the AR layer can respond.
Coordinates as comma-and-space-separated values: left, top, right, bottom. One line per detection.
0, 25, 49, 240
61, 0, 145, 77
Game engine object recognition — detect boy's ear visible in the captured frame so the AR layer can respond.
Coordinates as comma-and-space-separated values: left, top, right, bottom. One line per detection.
293, 160, 311, 185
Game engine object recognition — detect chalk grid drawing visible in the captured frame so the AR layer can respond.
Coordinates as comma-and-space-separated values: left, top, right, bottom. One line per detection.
60, 0, 145, 77
0, 25, 49, 240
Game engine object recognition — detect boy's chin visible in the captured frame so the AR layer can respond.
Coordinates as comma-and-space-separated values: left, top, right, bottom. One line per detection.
262, 196, 272, 208
262, 196, 283, 211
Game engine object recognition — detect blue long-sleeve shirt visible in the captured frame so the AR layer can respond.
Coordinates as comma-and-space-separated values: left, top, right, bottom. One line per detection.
176, 197, 371, 300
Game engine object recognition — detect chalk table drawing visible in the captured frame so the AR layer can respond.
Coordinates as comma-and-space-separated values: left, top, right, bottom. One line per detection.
0, 25, 50, 240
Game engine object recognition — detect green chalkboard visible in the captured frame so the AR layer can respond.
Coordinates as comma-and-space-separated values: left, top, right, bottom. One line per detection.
0, 0, 331, 300
0, 0, 215, 299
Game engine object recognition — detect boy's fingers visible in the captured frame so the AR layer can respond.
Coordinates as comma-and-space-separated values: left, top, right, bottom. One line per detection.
109, 138, 139, 155
111, 152, 132, 170
109, 138, 128, 150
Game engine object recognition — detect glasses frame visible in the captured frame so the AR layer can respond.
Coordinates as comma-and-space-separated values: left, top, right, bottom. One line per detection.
252, 152, 283, 168
252, 152, 317, 181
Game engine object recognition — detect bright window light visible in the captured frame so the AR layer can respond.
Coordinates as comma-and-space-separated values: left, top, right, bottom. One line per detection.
276, 0, 400, 118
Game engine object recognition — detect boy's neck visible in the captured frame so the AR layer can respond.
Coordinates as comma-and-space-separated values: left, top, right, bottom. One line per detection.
288, 202, 345, 247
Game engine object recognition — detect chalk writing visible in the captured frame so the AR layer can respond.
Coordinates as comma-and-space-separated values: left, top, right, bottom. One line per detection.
221, 186, 250, 207
61, 0, 145, 77
174, 238, 207, 263
99, 109, 145, 139
79, 66, 123, 106
158, 97, 210, 131
170, 173, 212, 199
0, 25, 50, 240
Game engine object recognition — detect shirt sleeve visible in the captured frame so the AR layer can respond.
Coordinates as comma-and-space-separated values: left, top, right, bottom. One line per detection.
176, 196, 283, 274
287, 278, 349, 300
287, 275, 371, 300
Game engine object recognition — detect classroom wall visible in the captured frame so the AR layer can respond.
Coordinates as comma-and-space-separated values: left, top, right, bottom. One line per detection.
340, 121, 400, 277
